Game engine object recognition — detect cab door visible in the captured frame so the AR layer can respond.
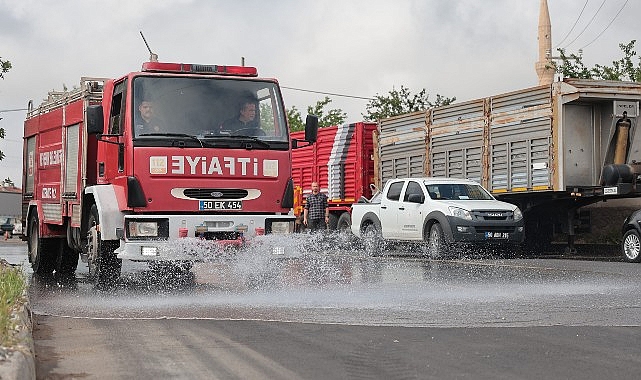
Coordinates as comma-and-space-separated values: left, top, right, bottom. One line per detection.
379, 180, 404, 239
398, 180, 425, 240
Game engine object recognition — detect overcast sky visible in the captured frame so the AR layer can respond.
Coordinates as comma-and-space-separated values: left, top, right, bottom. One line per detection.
1, 0, 640, 187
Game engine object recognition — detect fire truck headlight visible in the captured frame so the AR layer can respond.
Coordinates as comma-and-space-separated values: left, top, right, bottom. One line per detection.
271, 221, 293, 234
129, 221, 159, 237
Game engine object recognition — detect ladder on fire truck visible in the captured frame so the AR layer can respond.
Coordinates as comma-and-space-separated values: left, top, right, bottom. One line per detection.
26, 77, 109, 118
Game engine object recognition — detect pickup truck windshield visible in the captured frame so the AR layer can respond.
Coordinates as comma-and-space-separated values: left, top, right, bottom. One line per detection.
131, 76, 288, 145
425, 183, 493, 200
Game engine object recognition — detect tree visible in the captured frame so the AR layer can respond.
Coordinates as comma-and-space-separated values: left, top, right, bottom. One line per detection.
286, 106, 305, 132
287, 96, 347, 132
555, 40, 641, 82
0, 57, 10, 79
363, 86, 455, 121
0, 56, 11, 162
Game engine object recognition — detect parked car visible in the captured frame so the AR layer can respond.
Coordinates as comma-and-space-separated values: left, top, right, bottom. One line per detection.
622, 209, 641, 262
1, 217, 22, 238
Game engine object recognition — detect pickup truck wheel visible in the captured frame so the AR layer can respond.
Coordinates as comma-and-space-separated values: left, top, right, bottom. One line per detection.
337, 213, 352, 232
426, 223, 446, 258
86, 205, 122, 286
622, 229, 641, 263
363, 223, 383, 255
27, 213, 56, 275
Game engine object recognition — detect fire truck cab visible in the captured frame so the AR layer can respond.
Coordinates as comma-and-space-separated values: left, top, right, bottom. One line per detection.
23, 61, 318, 285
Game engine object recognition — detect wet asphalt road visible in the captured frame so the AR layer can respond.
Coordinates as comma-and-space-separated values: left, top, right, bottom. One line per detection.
2, 235, 641, 379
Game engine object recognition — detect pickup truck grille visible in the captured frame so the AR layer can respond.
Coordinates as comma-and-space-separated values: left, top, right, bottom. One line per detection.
183, 188, 248, 199
471, 210, 514, 221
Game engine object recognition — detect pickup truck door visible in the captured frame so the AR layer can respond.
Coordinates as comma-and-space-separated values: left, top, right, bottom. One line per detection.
399, 180, 425, 240
379, 180, 405, 239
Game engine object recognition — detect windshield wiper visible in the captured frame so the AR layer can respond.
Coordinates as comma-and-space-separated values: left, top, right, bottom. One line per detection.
137, 133, 204, 147
202, 134, 271, 148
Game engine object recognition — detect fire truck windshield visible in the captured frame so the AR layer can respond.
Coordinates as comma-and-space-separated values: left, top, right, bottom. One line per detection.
132, 76, 288, 147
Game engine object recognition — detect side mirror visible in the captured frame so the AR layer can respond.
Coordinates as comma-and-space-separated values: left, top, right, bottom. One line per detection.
86, 105, 104, 135
304, 114, 318, 143
407, 193, 425, 204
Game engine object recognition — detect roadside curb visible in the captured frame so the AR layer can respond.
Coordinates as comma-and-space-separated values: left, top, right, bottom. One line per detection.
0, 275, 35, 380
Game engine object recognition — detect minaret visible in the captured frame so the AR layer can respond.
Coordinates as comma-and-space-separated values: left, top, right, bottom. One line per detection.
535, 0, 554, 85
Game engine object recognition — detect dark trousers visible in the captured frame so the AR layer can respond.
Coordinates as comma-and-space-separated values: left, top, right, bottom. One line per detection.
308, 218, 327, 232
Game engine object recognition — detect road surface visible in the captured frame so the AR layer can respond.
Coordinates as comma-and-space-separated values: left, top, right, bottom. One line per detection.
2, 235, 641, 379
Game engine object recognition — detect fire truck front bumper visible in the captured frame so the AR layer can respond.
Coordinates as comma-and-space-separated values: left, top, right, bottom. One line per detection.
114, 214, 296, 261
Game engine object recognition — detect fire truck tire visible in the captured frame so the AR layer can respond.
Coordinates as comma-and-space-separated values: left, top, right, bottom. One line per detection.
328, 214, 339, 230
87, 204, 122, 286
27, 213, 57, 275
56, 239, 79, 275
337, 212, 352, 232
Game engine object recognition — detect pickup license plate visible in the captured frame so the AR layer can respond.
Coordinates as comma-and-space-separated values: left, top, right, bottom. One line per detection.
199, 200, 242, 210
485, 232, 509, 239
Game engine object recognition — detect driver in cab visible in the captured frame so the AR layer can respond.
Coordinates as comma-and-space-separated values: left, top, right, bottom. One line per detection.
219, 99, 264, 136
135, 99, 164, 136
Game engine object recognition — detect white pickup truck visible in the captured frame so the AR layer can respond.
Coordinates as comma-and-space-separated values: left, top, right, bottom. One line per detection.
350, 177, 525, 256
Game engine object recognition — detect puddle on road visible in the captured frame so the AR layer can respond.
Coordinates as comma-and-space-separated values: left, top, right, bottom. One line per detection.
26, 233, 637, 326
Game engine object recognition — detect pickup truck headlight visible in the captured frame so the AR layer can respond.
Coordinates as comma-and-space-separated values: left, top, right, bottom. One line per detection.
513, 208, 523, 221
449, 206, 472, 220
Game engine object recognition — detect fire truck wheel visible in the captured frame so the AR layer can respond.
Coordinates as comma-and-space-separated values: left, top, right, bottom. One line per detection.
27, 213, 57, 275
56, 239, 79, 275
337, 213, 352, 232
328, 214, 339, 230
87, 204, 122, 286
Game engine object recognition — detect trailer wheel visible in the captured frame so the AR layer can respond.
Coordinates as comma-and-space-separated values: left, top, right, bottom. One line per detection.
426, 223, 446, 259
86, 204, 122, 286
337, 213, 352, 232
622, 229, 641, 263
27, 213, 56, 275
328, 214, 339, 230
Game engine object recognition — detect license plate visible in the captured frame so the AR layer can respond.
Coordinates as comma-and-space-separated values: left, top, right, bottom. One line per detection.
199, 200, 242, 210
485, 232, 509, 239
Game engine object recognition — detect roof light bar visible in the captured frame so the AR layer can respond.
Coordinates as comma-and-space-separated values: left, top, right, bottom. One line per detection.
141, 62, 258, 77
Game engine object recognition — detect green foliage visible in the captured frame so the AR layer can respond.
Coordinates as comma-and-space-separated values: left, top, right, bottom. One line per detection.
0, 264, 26, 347
363, 86, 456, 121
0, 57, 11, 79
555, 40, 641, 82
287, 106, 305, 132
259, 102, 275, 132
287, 97, 347, 131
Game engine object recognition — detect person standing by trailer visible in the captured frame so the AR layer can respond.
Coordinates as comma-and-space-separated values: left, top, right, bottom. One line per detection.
303, 182, 329, 232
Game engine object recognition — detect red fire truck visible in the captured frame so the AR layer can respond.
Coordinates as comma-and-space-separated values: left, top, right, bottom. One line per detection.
291, 122, 376, 231
22, 61, 318, 284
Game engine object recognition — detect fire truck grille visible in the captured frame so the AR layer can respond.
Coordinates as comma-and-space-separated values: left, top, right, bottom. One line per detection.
183, 188, 249, 200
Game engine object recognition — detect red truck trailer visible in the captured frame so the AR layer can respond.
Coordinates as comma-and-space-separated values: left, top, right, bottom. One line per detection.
291, 122, 376, 231
22, 60, 317, 285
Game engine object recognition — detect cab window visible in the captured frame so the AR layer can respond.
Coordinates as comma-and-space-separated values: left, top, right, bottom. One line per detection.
403, 181, 424, 202
386, 181, 404, 201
